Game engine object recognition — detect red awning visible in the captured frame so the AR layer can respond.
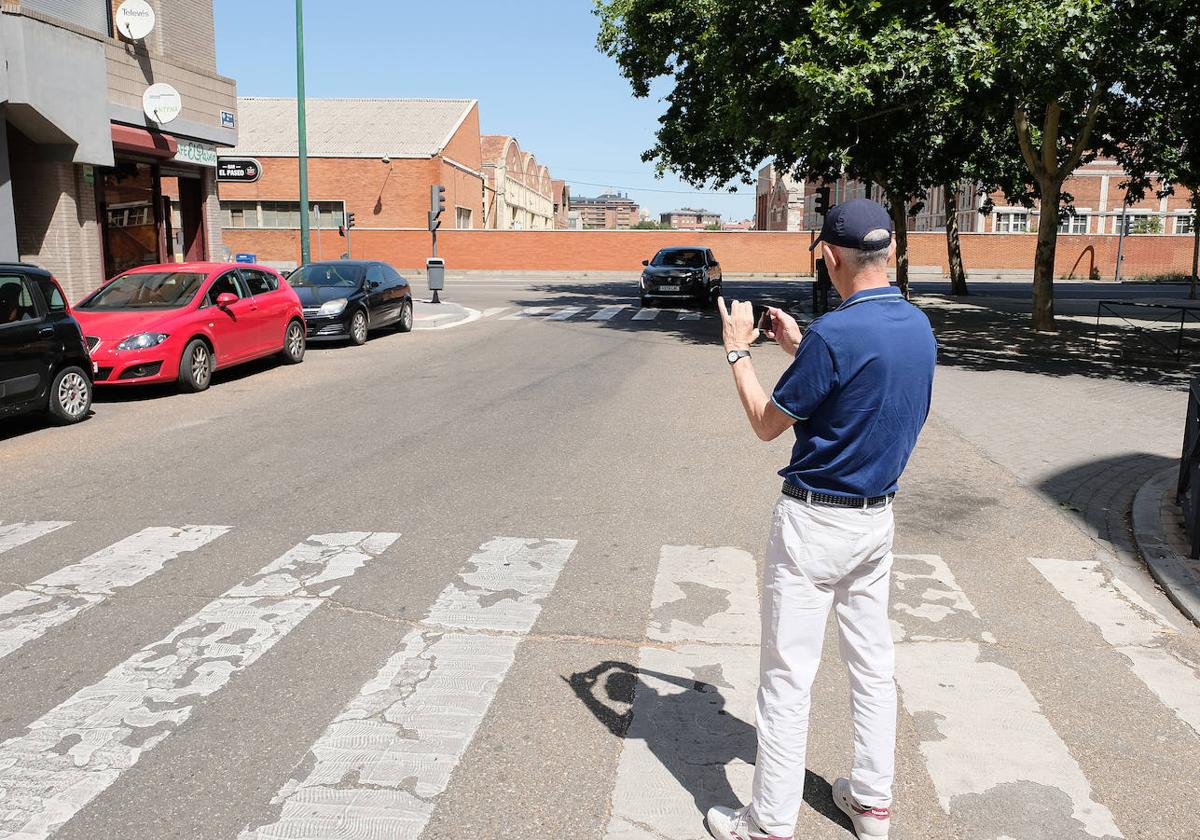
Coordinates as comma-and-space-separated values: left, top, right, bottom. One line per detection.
111, 124, 177, 159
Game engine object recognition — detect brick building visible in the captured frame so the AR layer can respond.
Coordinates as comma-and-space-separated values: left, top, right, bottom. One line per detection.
1, 0, 238, 301
551, 180, 570, 229
661, 208, 721, 229
572, 192, 640, 230
217, 98, 484, 268
756, 160, 1196, 239
479, 135, 554, 230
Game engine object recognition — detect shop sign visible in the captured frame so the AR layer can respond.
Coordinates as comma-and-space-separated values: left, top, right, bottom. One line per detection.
221, 110, 236, 130
216, 157, 261, 183
175, 139, 218, 167
143, 83, 182, 125
115, 0, 156, 40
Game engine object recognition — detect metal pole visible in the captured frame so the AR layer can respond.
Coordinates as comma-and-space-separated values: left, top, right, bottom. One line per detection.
295, 0, 310, 265
1114, 202, 1128, 283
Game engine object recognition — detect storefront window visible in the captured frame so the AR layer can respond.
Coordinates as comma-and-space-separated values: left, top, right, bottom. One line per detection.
101, 162, 160, 279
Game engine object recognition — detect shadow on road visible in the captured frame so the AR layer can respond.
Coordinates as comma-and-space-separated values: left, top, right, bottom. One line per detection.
566, 660, 851, 834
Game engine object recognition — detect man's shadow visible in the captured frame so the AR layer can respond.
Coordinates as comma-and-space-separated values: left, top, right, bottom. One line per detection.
566, 661, 852, 833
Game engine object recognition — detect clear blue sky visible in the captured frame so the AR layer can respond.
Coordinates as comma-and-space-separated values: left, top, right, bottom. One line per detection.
212, 0, 757, 221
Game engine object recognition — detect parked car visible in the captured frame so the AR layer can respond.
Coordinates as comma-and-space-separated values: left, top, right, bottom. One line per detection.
74, 262, 305, 393
287, 260, 413, 345
639, 247, 723, 308
0, 263, 93, 424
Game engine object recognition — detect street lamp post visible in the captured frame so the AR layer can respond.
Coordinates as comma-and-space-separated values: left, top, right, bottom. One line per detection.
295, 0, 310, 265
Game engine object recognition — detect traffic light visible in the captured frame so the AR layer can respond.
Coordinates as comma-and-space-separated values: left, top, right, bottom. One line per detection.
429, 184, 446, 231
813, 186, 832, 217
347, 212, 356, 229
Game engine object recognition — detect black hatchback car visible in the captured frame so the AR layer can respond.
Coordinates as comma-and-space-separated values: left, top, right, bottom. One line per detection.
0, 263, 92, 425
288, 260, 413, 345
639, 247, 723, 307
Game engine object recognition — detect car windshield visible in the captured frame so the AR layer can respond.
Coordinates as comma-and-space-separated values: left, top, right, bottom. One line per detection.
651, 249, 706, 268
287, 264, 364, 288
79, 272, 206, 310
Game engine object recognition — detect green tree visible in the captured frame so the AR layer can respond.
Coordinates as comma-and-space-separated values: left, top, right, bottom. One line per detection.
631, 220, 667, 230
595, 0, 1006, 299
1112, 4, 1200, 297
981, 0, 1179, 330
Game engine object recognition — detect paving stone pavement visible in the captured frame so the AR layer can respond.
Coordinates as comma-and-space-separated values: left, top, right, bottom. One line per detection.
931, 365, 1188, 600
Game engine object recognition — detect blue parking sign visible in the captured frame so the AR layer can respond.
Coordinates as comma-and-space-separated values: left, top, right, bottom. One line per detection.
235, 253, 256, 264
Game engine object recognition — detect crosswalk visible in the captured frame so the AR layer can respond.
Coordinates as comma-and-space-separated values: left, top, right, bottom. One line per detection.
0, 519, 1197, 839
487, 304, 715, 325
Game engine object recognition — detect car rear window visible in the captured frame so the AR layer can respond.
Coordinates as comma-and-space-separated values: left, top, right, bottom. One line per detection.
35, 279, 67, 313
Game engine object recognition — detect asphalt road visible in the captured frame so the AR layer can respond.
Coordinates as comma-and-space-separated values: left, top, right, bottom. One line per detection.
2, 276, 1198, 840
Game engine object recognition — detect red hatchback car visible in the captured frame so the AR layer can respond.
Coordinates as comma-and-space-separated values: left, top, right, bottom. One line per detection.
74, 262, 305, 392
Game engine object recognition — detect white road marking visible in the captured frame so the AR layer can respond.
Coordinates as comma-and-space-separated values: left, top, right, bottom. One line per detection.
606, 545, 759, 840
0, 531, 399, 840
676, 311, 701, 321
545, 306, 586, 321
892, 555, 1122, 839
239, 536, 576, 840
0, 526, 230, 662
501, 306, 549, 320
481, 307, 510, 318
589, 305, 627, 321
631, 308, 660, 321
1031, 557, 1200, 735
0, 522, 71, 556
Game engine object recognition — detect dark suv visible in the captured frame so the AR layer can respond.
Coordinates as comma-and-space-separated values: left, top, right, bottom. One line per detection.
0, 263, 93, 424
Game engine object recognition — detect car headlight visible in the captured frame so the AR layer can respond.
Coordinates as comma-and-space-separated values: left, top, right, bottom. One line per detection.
116, 332, 169, 351
318, 298, 348, 316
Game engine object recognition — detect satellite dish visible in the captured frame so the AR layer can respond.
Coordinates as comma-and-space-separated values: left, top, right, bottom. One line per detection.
115, 0, 156, 40
143, 83, 182, 125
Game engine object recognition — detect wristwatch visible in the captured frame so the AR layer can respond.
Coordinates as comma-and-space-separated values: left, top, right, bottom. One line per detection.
726, 349, 751, 365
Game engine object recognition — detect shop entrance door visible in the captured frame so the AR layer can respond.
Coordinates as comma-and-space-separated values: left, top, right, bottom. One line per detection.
160, 170, 206, 263
100, 161, 161, 279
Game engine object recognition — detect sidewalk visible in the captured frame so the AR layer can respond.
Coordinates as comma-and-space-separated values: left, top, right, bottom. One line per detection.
1132, 467, 1200, 624
412, 299, 479, 330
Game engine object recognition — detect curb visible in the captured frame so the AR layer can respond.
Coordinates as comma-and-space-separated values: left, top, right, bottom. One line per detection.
412, 301, 480, 331
1131, 465, 1200, 626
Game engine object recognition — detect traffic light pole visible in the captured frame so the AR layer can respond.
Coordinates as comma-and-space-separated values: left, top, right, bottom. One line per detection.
295, 0, 310, 265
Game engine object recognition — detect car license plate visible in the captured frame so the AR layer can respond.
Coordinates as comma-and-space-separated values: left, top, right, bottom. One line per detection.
658, 285, 680, 292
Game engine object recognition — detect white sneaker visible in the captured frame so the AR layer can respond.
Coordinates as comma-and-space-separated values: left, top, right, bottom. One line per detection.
833, 777, 891, 838
704, 805, 791, 840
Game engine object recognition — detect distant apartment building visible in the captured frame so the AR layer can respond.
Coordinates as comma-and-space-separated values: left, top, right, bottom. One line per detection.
1, 0, 239, 301
755, 161, 1196, 237
480, 135, 553, 230
573, 192, 640, 230
661, 208, 721, 229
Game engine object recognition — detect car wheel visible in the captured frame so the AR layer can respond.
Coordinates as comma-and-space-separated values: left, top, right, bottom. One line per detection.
349, 309, 369, 345
179, 338, 213, 393
46, 366, 91, 425
396, 299, 414, 333
281, 319, 305, 364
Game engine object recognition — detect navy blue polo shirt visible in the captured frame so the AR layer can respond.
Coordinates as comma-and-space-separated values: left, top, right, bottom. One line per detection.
771, 286, 936, 498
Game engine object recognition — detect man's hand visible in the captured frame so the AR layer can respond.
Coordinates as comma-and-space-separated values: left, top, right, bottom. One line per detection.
763, 307, 802, 356
717, 296, 758, 351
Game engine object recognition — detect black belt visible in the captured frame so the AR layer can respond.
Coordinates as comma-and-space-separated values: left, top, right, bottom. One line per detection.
782, 481, 894, 509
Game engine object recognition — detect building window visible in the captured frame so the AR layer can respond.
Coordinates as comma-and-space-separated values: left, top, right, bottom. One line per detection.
1057, 213, 1089, 234
994, 211, 1029, 233
1120, 214, 1163, 235
221, 200, 345, 230
1176, 214, 1195, 236
456, 207, 472, 229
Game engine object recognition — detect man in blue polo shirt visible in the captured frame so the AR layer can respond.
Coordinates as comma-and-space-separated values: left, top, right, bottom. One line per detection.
707, 198, 936, 840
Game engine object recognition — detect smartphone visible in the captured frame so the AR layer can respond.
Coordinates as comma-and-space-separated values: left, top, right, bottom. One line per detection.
752, 303, 771, 332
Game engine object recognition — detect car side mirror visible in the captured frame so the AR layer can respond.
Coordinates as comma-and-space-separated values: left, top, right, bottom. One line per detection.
641, 259, 649, 266
216, 292, 238, 309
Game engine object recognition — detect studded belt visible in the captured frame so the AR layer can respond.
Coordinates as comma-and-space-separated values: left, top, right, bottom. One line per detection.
782, 481, 894, 509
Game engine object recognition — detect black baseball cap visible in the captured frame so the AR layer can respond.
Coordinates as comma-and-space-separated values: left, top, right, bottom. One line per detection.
809, 198, 894, 252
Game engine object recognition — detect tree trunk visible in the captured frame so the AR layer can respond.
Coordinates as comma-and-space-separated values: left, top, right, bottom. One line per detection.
889, 198, 910, 299
1031, 187, 1059, 332
1191, 192, 1199, 301
944, 185, 968, 296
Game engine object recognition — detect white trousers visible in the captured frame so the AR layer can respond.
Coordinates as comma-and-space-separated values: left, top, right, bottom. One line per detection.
749, 495, 897, 836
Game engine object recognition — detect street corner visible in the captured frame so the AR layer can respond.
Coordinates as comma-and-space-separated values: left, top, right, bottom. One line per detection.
412, 300, 481, 331
1132, 464, 1200, 626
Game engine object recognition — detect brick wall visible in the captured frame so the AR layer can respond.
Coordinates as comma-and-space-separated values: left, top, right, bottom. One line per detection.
7, 129, 103, 301
221, 227, 1199, 279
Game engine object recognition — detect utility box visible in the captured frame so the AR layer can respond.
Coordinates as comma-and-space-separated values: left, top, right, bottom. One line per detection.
426, 257, 445, 291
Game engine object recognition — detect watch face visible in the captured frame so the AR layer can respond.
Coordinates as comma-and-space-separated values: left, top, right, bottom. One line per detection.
727, 350, 741, 364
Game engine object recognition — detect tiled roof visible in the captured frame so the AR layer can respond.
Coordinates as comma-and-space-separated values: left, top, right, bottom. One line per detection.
480, 134, 513, 163
229, 97, 477, 158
